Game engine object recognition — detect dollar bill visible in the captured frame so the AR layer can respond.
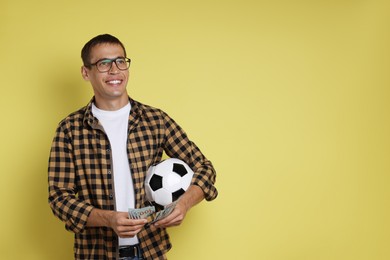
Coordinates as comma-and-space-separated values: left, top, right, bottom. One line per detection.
129, 200, 178, 224
151, 200, 178, 224
128, 206, 155, 219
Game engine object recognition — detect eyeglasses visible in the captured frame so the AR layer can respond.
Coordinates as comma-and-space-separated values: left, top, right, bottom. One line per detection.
86, 57, 131, 73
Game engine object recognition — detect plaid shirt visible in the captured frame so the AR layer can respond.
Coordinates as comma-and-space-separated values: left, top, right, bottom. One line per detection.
48, 97, 218, 259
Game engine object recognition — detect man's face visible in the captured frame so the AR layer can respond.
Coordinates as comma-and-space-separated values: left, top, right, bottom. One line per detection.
81, 43, 129, 106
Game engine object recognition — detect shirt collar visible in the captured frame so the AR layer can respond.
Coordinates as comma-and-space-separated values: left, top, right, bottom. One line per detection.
83, 96, 142, 129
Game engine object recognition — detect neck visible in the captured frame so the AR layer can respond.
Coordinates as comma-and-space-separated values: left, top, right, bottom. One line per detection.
94, 96, 129, 111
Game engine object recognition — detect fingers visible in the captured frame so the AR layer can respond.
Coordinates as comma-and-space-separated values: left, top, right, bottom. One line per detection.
110, 212, 147, 237
116, 220, 146, 237
154, 208, 185, 228
116, 225, 144, 238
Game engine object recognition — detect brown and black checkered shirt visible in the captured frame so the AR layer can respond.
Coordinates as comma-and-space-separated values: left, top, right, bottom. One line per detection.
48, 97, 218, 259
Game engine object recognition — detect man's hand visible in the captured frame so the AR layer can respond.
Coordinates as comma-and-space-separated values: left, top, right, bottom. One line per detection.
109, 212, 148, 238
154, 199, 189, 228
154, 185, 205, 228
87, 209, 147, 238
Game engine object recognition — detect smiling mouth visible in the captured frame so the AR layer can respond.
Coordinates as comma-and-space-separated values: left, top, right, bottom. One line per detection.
106, 80, 122, 85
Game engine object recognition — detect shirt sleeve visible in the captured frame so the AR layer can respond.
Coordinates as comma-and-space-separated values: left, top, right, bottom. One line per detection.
161, 112, 218, 201
48, 122, 94, 233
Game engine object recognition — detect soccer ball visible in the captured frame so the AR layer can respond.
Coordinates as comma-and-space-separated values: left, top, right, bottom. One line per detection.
145, 158, 194, 208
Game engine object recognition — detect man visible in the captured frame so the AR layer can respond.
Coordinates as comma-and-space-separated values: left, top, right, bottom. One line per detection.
48, 34, 218, 259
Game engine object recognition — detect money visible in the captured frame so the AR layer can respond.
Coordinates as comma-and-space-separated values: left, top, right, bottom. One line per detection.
128, 206, 155, 219
151, 200, 178, 224
128, 200, 178, 224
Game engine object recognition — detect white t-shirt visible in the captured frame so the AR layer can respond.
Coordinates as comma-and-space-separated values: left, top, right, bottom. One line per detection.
92, 102, 138, 246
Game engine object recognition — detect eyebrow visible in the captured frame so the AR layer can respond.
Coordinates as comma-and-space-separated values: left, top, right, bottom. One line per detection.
98, 56, 125, 62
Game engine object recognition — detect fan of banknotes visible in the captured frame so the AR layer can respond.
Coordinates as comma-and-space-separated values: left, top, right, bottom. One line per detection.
128, 200, 178, 224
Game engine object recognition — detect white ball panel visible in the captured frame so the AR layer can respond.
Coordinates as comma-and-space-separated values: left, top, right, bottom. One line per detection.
154, 188, 173, 206
163, 173, 181, 190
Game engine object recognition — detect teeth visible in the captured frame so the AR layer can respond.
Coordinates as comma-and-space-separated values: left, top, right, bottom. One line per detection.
108, 80, 121, 84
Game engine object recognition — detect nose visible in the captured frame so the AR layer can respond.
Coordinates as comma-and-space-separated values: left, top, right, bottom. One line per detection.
108, 61, 120, 74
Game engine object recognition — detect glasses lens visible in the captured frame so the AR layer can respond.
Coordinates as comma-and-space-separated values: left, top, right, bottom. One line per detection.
115, 58, 130, 70
97, 59, 113, 72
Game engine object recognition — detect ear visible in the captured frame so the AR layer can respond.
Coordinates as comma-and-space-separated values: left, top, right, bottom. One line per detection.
81, 66, 90, 81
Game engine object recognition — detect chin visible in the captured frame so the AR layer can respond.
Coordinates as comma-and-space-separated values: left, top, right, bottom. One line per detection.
112, 91, 128, 98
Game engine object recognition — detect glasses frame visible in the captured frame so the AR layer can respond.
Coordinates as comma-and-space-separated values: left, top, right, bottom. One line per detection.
86, 57, 131, 73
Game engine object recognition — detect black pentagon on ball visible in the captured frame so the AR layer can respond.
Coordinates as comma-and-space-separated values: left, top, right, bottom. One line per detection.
172, 163, 188, 177
172, 188, 186, 201
149, 175, 163, 191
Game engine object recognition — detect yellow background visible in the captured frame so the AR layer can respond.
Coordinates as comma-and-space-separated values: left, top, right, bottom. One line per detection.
1, 0, 389, 259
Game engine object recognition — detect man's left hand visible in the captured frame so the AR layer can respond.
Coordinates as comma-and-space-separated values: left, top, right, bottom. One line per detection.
153, 185, 204, 228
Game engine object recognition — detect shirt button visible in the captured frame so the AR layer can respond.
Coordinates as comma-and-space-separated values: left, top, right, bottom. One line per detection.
108, 170, 111, 174
106, 149, 111, 153
109, 194, 113, 199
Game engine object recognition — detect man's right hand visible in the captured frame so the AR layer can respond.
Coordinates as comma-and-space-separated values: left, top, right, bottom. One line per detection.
109, 211, 147, 238
87, 209, 147, 238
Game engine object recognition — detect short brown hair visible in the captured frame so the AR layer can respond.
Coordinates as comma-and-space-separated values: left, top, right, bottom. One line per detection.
81, 34, 127, 66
